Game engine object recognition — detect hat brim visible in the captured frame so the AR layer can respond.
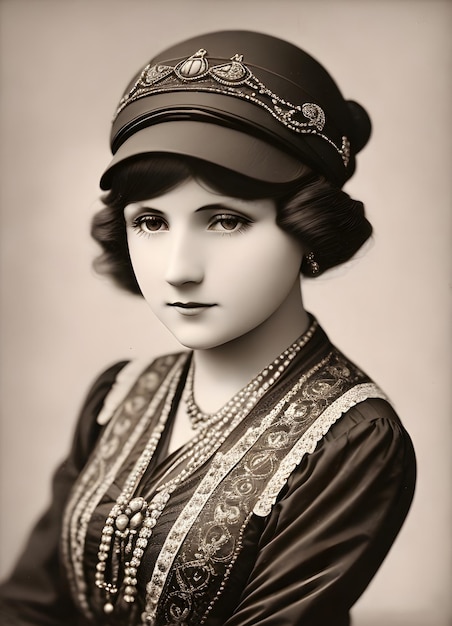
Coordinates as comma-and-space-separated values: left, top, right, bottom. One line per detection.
99, 120, 307, 190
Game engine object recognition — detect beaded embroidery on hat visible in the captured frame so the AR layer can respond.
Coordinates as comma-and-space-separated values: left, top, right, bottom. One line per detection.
115, 48, 351, 167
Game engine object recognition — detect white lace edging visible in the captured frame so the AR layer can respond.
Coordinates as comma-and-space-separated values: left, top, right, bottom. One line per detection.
253, 383, 388, 517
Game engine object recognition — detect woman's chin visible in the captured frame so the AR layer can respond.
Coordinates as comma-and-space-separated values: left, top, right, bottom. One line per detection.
164, 326, 245, 352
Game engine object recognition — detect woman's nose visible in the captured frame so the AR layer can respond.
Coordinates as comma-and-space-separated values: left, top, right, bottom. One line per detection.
164, 231, 204, 286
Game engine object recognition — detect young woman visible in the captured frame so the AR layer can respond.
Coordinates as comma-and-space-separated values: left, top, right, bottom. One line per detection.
0, 30, 416, 626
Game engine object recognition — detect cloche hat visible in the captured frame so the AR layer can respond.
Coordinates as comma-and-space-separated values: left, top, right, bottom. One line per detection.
100, 30, 371, 190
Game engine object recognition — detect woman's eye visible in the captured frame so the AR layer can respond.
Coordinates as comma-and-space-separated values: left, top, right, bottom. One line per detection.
133, 215, 168, 234
209, 215, 250, 233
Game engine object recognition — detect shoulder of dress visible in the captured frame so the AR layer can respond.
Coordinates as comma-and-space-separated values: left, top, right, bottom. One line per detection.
96, 351, 188, 426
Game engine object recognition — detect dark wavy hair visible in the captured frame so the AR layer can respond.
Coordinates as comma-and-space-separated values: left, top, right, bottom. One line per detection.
91, 155, 372, 296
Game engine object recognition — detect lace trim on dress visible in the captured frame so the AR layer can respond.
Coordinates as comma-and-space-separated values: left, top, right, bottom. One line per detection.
253, 382, 387, 517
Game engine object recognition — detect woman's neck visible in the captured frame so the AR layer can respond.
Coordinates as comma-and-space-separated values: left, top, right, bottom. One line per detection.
191, 289, 309, 414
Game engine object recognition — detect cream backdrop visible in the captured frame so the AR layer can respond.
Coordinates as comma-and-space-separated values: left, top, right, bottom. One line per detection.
0, 1, 451, 624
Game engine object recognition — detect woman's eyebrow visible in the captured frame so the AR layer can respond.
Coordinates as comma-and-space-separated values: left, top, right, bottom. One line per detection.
125, 205, 166, 218
194, 203, 248, 214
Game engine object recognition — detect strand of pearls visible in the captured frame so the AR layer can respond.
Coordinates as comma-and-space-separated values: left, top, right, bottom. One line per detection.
185, 320, 317, 429
95, 368, 182, 613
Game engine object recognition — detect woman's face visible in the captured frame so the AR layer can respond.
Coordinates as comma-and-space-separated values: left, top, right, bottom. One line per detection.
124, 178, 304, 350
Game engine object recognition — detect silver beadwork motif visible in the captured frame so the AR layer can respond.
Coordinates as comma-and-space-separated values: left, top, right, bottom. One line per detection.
115, 48, 350, 167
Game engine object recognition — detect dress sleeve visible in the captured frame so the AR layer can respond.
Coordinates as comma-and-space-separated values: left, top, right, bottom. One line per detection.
223, 398, 416, 626
0, 361, 127, 626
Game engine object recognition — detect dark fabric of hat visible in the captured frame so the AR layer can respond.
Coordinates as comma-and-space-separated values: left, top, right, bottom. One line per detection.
100, 30, 371, 189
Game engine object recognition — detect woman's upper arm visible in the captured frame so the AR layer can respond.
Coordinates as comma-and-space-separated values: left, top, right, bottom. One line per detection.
0, 361, 127, 626
223, 398, 416, 626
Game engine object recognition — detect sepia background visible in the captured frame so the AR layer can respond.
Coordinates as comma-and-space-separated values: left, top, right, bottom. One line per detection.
0, 1, 451, 624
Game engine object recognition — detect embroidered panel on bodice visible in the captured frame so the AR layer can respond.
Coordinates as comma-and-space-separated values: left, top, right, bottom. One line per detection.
150, 353, 382, 625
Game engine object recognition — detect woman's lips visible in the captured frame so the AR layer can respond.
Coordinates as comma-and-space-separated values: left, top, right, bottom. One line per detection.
167, 302, 217, 315
168, 302, 216, 309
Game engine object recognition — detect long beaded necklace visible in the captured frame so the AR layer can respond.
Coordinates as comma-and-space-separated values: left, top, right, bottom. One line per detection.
95, 320, 317, 615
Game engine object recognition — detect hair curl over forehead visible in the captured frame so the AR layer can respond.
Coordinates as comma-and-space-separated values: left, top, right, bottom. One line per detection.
91, 155, 372, 296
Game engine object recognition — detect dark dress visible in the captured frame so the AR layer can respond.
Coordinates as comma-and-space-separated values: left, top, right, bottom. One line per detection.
0, 321, 416, 626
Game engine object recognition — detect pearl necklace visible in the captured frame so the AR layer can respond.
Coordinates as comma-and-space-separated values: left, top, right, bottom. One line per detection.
95, 320, 317, 615
185, 323, 317, 429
